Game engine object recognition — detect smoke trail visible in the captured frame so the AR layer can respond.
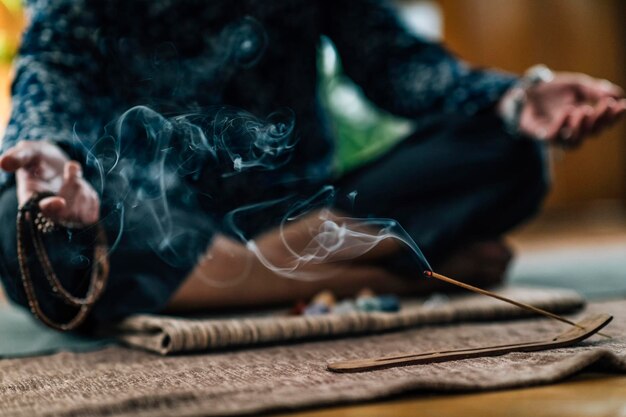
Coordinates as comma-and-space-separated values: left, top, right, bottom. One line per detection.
76, 105, 297, 270
224, 186, 432, 282
71, 15, 435, 284
75, 104, 430, 287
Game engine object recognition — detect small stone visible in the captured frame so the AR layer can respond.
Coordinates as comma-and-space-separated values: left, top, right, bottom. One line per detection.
311, 290, 336, 308
356, 296, 379, 312
304, 303, 330, 316
332, 300, 357, 315
377, 295, 400, 312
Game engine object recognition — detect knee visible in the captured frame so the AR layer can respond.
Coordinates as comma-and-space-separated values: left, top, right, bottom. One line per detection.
478, 137, 550, 237
459, 112, 550, 204
467, 128, 551, 237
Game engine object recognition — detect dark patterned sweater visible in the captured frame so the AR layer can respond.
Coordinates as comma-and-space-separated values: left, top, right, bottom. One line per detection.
0, 0, 516, 324
2, 0, 515, 189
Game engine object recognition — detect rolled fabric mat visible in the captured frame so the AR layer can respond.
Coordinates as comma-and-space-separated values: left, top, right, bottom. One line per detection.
0, 304, 112, 358
112, 286, 585, 355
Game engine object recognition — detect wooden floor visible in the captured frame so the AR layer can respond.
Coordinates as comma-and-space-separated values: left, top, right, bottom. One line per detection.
274, 375, 626, 417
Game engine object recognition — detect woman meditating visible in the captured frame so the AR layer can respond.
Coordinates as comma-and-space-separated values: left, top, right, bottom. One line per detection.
0, 0, 624, 330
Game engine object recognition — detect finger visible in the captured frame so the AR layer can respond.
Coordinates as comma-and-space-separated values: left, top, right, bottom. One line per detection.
519, 105, 567, 141
568, 105, 595, 138
42, 189, 98, 227
597, 79, 625, 98
83, 189, 100, 225
38, 162, 85, 225
542, 107, 573, 142
0, 146, 37, 172
594, 99, 626, 132
39, 196, 68, 221
579, 79, 624, 101
564, 106, 591, 144
57, 176, 100, 227
589, 98, 613, 134
555, 110, 581, 148
69, 185, 95, 225
63, 161, 83, 184
71, 187, 100, 226
608, 99, 626, 122
590, 98, 622, 134
615, 101, 626, 125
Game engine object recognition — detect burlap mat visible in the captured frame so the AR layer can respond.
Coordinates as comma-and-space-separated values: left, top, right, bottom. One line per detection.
113, 287, 584, 354
2, 296, 626, 417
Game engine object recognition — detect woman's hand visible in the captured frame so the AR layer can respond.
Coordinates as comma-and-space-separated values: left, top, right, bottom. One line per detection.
505, 73, 626, 147
0, 141, 100, 227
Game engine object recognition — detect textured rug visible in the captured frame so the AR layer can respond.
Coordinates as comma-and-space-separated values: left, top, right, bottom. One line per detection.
3, 298, 626, 417
114, 287, 584, 354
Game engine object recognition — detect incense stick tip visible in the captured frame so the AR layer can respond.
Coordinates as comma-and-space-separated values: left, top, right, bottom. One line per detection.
423, 270, 432, 277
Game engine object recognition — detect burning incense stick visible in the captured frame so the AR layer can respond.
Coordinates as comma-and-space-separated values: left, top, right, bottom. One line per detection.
424, 270, 611, 338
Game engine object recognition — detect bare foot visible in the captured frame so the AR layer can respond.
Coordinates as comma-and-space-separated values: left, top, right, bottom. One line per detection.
433, 240, 513, 288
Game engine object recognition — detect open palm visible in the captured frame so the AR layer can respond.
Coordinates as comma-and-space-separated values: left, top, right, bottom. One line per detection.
0, 141, 100, 226
519, 73, 626, 147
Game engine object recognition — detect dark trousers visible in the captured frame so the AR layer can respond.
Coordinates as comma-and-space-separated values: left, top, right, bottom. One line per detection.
334, 111, 549, 270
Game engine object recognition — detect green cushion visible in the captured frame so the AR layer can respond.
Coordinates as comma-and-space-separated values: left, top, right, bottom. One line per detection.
318, 38, 414, 175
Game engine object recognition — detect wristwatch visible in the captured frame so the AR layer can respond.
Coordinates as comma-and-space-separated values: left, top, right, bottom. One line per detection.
500, 64, 555, 136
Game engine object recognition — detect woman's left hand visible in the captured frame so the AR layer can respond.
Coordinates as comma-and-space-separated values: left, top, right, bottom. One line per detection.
511, 73, 626, 147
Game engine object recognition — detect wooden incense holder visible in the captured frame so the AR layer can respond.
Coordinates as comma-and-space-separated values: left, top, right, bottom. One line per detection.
328, 313, 612, 373
422, 271, 611, 339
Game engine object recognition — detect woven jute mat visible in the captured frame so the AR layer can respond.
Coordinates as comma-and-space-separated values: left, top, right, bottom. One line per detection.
114, 287, 584, 354
5, 290, 626, 417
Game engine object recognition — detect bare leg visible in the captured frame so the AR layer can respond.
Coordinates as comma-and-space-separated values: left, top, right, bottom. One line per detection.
167, 211, 511, 312
167, 235, 417, 311
167, 210, 423, 311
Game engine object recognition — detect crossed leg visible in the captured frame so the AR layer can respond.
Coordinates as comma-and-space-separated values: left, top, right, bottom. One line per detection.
167, 113, 549, 311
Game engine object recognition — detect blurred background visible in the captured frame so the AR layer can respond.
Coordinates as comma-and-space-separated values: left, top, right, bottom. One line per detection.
0, 0, 21, 136
1, 0, 625, 297
439, 0, 626, 209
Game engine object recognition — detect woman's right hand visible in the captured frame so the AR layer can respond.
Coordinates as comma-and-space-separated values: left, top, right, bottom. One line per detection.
0, 141, 100, 227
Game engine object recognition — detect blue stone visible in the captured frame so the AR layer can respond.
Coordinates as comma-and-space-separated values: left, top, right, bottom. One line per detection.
377, 295, 400, 312
304, 303, 330, 316
356, 296, 380, 312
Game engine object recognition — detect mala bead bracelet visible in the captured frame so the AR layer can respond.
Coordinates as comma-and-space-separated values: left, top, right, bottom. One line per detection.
16, 192, 109, 331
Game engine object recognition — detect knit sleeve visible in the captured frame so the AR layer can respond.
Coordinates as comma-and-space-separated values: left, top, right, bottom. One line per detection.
322, 0, 517, 119
0, 0, 111, 192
